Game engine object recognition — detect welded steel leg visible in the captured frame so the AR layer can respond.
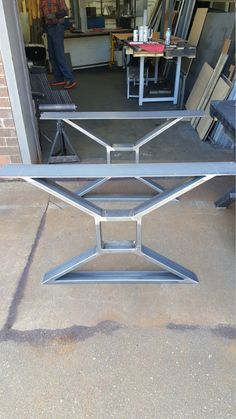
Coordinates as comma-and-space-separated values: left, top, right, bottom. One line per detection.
139, 57, 145, 106
137, 177, 165, 193
76, 178, 110, 197
173, 56, 182, 105
135, 118, 183, 150
179, 72, 187, 109
140, 245, 198, 283
63, 118, 113, 162
134, 176, 214, 217
22, 173, 216, 285
154, 57, 159, 84
43, 247, 99, 284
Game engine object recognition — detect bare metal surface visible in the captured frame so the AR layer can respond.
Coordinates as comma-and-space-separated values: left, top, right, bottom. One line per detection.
0, 162, 235, 178
40, 110, 206, 120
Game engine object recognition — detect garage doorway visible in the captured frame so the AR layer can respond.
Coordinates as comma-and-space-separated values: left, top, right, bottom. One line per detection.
0, 0, 41, 163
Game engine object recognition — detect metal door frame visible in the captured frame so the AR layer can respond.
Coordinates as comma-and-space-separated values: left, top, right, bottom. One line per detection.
0, 0, 41, 163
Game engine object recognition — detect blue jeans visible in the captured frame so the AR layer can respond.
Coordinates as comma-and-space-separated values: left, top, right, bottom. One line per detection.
46, 24, 74, 82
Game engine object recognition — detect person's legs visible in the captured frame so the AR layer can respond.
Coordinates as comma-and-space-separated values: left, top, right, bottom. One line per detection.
53, 24, 75, 82
46, 26, 64, 82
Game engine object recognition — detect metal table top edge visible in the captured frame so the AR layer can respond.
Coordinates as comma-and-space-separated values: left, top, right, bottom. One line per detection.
0, 162, 235, 179
40, 110, 206, 120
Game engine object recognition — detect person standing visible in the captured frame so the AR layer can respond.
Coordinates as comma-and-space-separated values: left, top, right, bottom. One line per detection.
39, 0, 77, 89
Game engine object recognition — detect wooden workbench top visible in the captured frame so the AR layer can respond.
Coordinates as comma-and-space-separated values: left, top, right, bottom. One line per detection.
65, 28, 132, 39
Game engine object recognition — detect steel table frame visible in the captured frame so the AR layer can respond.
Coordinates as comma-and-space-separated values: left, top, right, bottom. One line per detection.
1, 162, 235, 285
138, 55, 182, 106
125, 47, 195, 106
40, 110, 205, 164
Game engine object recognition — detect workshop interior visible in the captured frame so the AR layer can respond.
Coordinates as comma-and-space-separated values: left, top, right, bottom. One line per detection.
16, 0, 235, 161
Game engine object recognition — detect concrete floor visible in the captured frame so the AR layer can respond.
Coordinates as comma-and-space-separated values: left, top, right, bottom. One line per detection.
0, 68, 235, 418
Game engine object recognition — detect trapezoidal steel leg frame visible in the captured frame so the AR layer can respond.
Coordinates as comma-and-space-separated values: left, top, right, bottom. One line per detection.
24, 173, 215, 285
40, 110, 206, 163
2, 162, 235, 285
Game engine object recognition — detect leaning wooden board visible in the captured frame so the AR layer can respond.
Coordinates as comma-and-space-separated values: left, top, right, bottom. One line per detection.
188, 8, 208, 46
181, 8, 208, 76
196, 77, 230, 140
186, 62, 214, 110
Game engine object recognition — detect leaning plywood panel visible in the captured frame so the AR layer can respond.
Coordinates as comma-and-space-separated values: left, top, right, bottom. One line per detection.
191, 40, 229, 127
196, 77, 230, 140
181, 8, 208, 76
186, 62, 213, 110
188, 8, 208, 46
186, 12, 235, 97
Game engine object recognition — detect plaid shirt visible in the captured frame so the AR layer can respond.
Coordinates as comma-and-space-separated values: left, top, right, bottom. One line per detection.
39, 0, 68, 24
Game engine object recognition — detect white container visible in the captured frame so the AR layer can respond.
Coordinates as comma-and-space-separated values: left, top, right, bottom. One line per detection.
114, 50, 123, 67
148, 28, 153, 41
138, 26, 144, 42
133, 29, 138, 42
165, 27, 171, 46
143, 26, 149, 42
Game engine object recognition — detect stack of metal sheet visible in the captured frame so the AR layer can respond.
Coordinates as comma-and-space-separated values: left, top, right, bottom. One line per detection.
174, 0, 196, 40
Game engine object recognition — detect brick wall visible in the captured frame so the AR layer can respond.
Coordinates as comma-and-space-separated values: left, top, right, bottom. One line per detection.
0, 52, 22, 165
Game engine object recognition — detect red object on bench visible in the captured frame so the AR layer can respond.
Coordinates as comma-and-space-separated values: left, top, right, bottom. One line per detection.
129, 43, 165, 53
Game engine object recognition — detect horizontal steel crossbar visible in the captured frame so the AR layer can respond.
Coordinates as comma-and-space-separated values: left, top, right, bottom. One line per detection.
1, 162, 235, 179
43, 271, 196, 284
40, 110, 206, 120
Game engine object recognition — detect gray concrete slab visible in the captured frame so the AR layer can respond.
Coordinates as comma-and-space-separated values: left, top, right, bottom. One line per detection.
0, 182, 235, 418
0, 182, 48, 328
0, 327, 235, 418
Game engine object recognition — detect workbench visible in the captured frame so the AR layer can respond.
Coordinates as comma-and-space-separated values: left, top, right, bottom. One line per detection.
64, 29, 131, 68
113, 33, 196, 106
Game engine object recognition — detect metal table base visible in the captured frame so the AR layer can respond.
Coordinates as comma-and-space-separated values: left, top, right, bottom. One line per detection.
138, 56, 182, 106
41, 110, 206, 164
1, 162, 235, 285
